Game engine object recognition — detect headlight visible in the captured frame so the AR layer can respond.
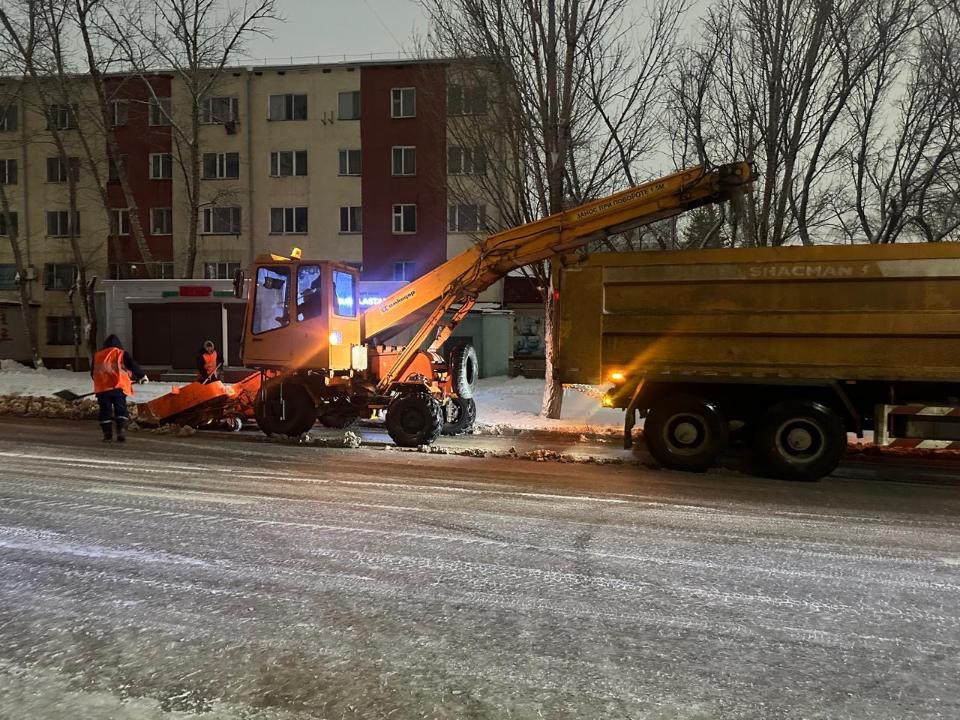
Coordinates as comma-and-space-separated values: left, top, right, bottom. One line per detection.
610, 371, 625, 382
329, 331, 342, 346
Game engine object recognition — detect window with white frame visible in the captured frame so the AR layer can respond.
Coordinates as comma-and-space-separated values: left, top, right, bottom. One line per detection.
391, 146, 416, 176
270, 150, 308, 177
0, 105, 17, 132
338, 149, 361, 175
392, 204, 416, 234
149, 153, 173, 179
202, 152, 240, 179
43, 263, 78, 290
268, 94, 307, 121
47, 315, 80, 345
0, 212, 18, 236
337, 91, 360, 120
393, 261, 415, 281
46, 211, 80, 237
47, 104, 77, 130
151, 207, 172, 235
0, 159, 16, 184
447, 83, 487, 116
448, 146, 486, 175
270, 207, 308, 234
391, 88, 415, 118
110, 99, 128, 126
201, 206, 241, 234
149, 97, 171, 126
46, 156, 79, 183
204, 261, 241, 280
110, 209, 130, 236
339, 206, 362, 233
202, 96, 238, 123
448, 203, 487, 232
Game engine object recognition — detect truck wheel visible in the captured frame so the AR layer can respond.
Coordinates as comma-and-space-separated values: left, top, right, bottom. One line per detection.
254, 380, 316, 437
449, 344, 479, 400
754, 400, 845, 481
443, 397, 477, 435
644, 395, 728, 472
386, 393, 444, 447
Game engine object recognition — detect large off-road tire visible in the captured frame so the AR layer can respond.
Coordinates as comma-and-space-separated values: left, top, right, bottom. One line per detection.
386, 393, 444, 447
753, 399, 846, 481
254, 380, 316, 437
449, 343, 479, 400
644, 394, 729, 472
442, 397, 477, 436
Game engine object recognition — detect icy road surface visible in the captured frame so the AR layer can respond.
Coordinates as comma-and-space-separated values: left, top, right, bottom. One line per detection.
0, 418, 958, 719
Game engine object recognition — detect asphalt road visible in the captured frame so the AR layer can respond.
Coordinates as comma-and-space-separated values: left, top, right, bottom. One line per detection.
0, 417, 958, 720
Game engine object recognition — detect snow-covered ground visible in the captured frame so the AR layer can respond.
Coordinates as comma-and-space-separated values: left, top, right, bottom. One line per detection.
0, 360, 621, 432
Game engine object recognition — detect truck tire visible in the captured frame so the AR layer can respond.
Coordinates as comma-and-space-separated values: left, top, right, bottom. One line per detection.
386, 392, 444, 447
449, 344, 479, 400
753, 400, 845, 481
644, 394, 728, 472
254, 380, 316, 437
443, 397, 477, 435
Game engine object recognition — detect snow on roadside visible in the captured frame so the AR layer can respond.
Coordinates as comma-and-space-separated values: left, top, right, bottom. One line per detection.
0, 359, 179, 402
473, 376, 624, 434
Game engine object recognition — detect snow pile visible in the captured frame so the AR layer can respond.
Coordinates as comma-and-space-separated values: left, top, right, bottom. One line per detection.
0, 359, 178, 402
472, 376, 624, 434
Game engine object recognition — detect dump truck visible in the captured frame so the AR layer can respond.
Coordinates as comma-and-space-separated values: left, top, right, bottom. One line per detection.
557, 243, 960, 480
235, 162, 755, 445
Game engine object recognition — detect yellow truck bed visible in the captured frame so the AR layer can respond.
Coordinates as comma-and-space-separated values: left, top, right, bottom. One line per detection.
557, 242, 960, 385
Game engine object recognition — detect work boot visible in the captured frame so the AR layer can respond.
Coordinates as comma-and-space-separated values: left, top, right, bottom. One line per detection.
100, 422, 113, 442
115, 418, 128, 443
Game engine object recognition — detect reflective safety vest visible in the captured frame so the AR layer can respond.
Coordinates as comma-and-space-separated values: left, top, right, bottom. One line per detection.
92, 347, 134, 396
201, 351, 218, 379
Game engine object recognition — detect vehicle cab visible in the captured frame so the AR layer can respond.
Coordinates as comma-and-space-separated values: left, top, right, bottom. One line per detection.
239, 251, 365, 372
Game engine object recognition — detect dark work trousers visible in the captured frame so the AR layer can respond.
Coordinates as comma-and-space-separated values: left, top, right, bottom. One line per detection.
96, 388, 129, 426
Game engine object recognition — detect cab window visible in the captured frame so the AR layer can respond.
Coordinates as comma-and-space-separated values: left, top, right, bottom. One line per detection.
297, 265, 323, 321
332, 270, 357, 317
252, 266, 290, 334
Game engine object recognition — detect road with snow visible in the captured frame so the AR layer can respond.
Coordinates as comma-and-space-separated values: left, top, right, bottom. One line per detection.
0, 417, 958, 719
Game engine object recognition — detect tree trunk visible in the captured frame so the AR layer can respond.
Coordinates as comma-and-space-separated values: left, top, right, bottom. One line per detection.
0, 184, 42, 368
184, 110, 202, 278
540, 265, 563, 419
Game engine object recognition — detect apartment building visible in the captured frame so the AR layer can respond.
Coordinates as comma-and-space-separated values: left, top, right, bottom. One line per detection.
0, 59, 497, 366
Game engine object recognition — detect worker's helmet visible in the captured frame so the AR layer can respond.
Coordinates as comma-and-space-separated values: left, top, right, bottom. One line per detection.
203, 340, 215, 352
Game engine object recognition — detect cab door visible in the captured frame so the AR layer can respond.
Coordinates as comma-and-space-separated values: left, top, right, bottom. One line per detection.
244, 264, 295, 366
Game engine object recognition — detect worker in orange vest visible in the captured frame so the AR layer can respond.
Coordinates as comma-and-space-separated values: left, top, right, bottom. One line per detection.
91, 334, 147, 442
196, 340, 220, 383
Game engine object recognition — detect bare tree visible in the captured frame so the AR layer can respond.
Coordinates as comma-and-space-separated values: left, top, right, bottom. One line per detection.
113, 0, 278, 278
423, 0, 687, 418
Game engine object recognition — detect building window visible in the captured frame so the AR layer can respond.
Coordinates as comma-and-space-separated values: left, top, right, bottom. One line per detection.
202, 152, 240, 179
149, 153, 173, 179
204, 261, 240, 280
110, 209, 130, 236
448, 203, 487, 232
112, 261, 175, 279
0, 159, 16, 185
0, 105, 17, 132
149, 97, 172, 126
392, 204, 416, 234
47, 104, 78, 130
151, 207, 172, 235
393, 261, 415, 281
337, 91, 360, 120
202, 96, 238, 123
270, 150, 308, 177
0, 212, 17, 236
0, 264, 17, 289
391, 146, 416, 176
201, 206, 241, 234
270, 207, 308, 234
47, 315, 80, 345
110, 99, 128, 126
46, 211, 80, 237
339, 206, 362, 233
43, 263, 78, 290
46, 156, 80, 183
391, 87, 416, 118
448, 146, 486, 175
268, 93, 307, 121
338, 149, 361, 176
447, 83, 487, 116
